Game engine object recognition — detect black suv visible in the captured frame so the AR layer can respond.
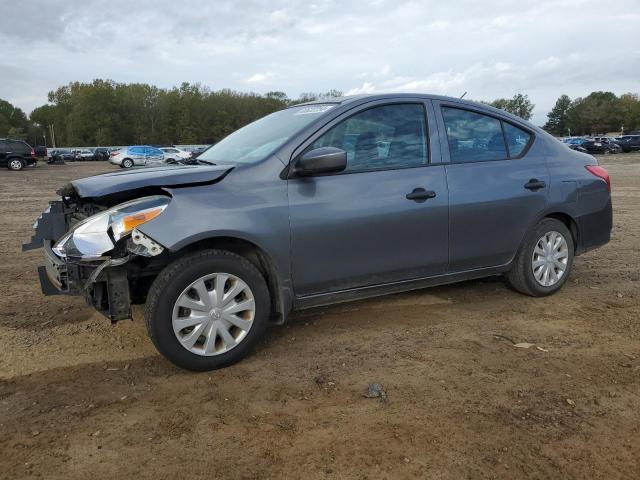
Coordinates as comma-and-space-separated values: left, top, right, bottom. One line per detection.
0, 138, 37, 170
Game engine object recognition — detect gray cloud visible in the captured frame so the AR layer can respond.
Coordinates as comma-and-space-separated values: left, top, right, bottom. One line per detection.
1, 0, 639, 124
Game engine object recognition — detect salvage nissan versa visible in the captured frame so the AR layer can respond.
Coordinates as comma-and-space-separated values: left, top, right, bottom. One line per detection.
24, 94, 613, 371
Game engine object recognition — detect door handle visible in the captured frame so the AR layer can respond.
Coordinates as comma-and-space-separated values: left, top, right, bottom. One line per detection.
406, 188, 437, 202
524, 179, 546, 191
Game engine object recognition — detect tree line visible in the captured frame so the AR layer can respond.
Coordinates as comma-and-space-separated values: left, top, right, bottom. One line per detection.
1, 79, 639, 147
543, 92, 640, 136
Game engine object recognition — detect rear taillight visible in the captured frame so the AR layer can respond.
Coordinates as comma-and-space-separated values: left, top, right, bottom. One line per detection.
110, 151, 118, 156
30, 149, 35, 157
585, 165, 611, 192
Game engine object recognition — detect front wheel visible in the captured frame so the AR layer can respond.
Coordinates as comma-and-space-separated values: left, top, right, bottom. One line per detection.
506, 218, 574, 297
145, 249, 271, 371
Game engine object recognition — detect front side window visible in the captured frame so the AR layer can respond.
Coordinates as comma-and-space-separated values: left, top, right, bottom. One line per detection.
442, 107, 507, 162
309, 104, 428, 172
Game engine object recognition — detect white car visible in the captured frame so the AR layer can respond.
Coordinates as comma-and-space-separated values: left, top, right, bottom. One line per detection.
159, 147, 191, 162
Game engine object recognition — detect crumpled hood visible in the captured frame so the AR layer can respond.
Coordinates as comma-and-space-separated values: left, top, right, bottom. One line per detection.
67, 165, 233, 199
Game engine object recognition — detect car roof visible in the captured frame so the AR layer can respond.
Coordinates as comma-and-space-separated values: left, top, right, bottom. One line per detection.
291, 93, 536, 129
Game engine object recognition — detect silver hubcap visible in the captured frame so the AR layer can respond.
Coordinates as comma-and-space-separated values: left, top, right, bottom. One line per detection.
172, 273, 255, 356
532, 231, 569, 287
10, 160, 22, 169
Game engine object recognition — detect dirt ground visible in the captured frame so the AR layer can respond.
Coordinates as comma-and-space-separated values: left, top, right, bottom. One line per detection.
0, 154, 638, 480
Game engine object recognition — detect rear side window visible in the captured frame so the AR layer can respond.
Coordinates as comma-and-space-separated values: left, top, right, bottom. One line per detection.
503, 123, 531, 157
8, 140, 29, 153
442, 107, 507, 162
442, 107, 534, 162
130, 147, 144, 154
310, 103, 428, 172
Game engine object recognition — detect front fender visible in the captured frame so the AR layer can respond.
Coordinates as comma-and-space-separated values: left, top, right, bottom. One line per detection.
137, 175, 293, 316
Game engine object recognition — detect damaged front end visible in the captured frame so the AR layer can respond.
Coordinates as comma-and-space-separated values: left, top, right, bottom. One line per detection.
23, 189, 170, 322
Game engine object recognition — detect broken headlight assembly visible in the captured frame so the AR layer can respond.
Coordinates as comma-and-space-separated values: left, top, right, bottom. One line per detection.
52, 196, 170, 259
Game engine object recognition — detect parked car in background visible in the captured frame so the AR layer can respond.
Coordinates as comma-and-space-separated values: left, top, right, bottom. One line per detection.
50, 149, 76, 163
26, 94, 613, 371
616, 135, 640, 152
93, 147, 111, 161
109, 145, 165, 168
34, 145, 48, 158
74, 149, 95, 161
0, 138, 37, 170
562, 137, 588, 152
580, 138, 621, 154
160, 147, 191, 162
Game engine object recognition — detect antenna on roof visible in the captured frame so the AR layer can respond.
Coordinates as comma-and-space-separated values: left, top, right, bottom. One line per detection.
460, 91, 467, 99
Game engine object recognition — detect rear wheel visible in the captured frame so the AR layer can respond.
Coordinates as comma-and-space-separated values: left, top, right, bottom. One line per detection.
122, 158, 134, 168
145, 249, 271, 371
506, 218, 574, 297
8, 159, 24, 171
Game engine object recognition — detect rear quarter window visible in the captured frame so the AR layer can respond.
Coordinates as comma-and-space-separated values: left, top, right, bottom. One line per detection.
9, 141, 30, 153
503, 123, 531, 157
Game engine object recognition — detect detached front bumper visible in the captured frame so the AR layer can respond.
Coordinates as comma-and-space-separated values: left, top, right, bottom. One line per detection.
24, 202, 133, 322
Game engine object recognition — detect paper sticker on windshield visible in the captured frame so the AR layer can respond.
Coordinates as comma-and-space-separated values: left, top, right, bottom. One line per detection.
294, 105, 335, 115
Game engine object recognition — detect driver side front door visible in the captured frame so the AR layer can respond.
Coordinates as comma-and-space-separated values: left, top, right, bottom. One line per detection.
288, 102, 449, 297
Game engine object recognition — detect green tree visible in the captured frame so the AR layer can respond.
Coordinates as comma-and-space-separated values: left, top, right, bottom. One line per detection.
543, 94, 572, 135
618, 93, 640, 133
490, 93, 535, 120
566, 91, 621, 135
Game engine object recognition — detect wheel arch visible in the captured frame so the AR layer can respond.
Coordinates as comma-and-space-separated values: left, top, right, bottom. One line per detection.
509, 209, 580, 269
544, 211, 579, 252
167, 235, 290, 324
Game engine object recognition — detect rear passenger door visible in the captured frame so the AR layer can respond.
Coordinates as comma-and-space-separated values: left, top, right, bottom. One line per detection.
435, 102, 548, 271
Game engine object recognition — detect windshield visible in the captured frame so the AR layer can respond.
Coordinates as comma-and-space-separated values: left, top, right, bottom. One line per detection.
198, 104, 336, 164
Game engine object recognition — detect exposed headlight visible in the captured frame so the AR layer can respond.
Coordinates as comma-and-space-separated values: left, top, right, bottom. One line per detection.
53, 196, 170, 259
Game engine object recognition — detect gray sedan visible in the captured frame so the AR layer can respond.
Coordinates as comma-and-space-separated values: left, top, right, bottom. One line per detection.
26, 94, 612, 371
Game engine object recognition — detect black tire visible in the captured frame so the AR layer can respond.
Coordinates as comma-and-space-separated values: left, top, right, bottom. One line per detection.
7, 158, 25, 171
122, 158, 134, 168
506, 218, 574, 297
145, 249, 271, 371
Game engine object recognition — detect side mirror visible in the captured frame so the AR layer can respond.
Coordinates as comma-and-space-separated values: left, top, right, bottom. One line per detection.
295, 147, 347, 176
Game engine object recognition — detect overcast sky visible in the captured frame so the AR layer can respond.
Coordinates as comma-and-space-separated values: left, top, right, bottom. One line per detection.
1, 0, 639, 124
